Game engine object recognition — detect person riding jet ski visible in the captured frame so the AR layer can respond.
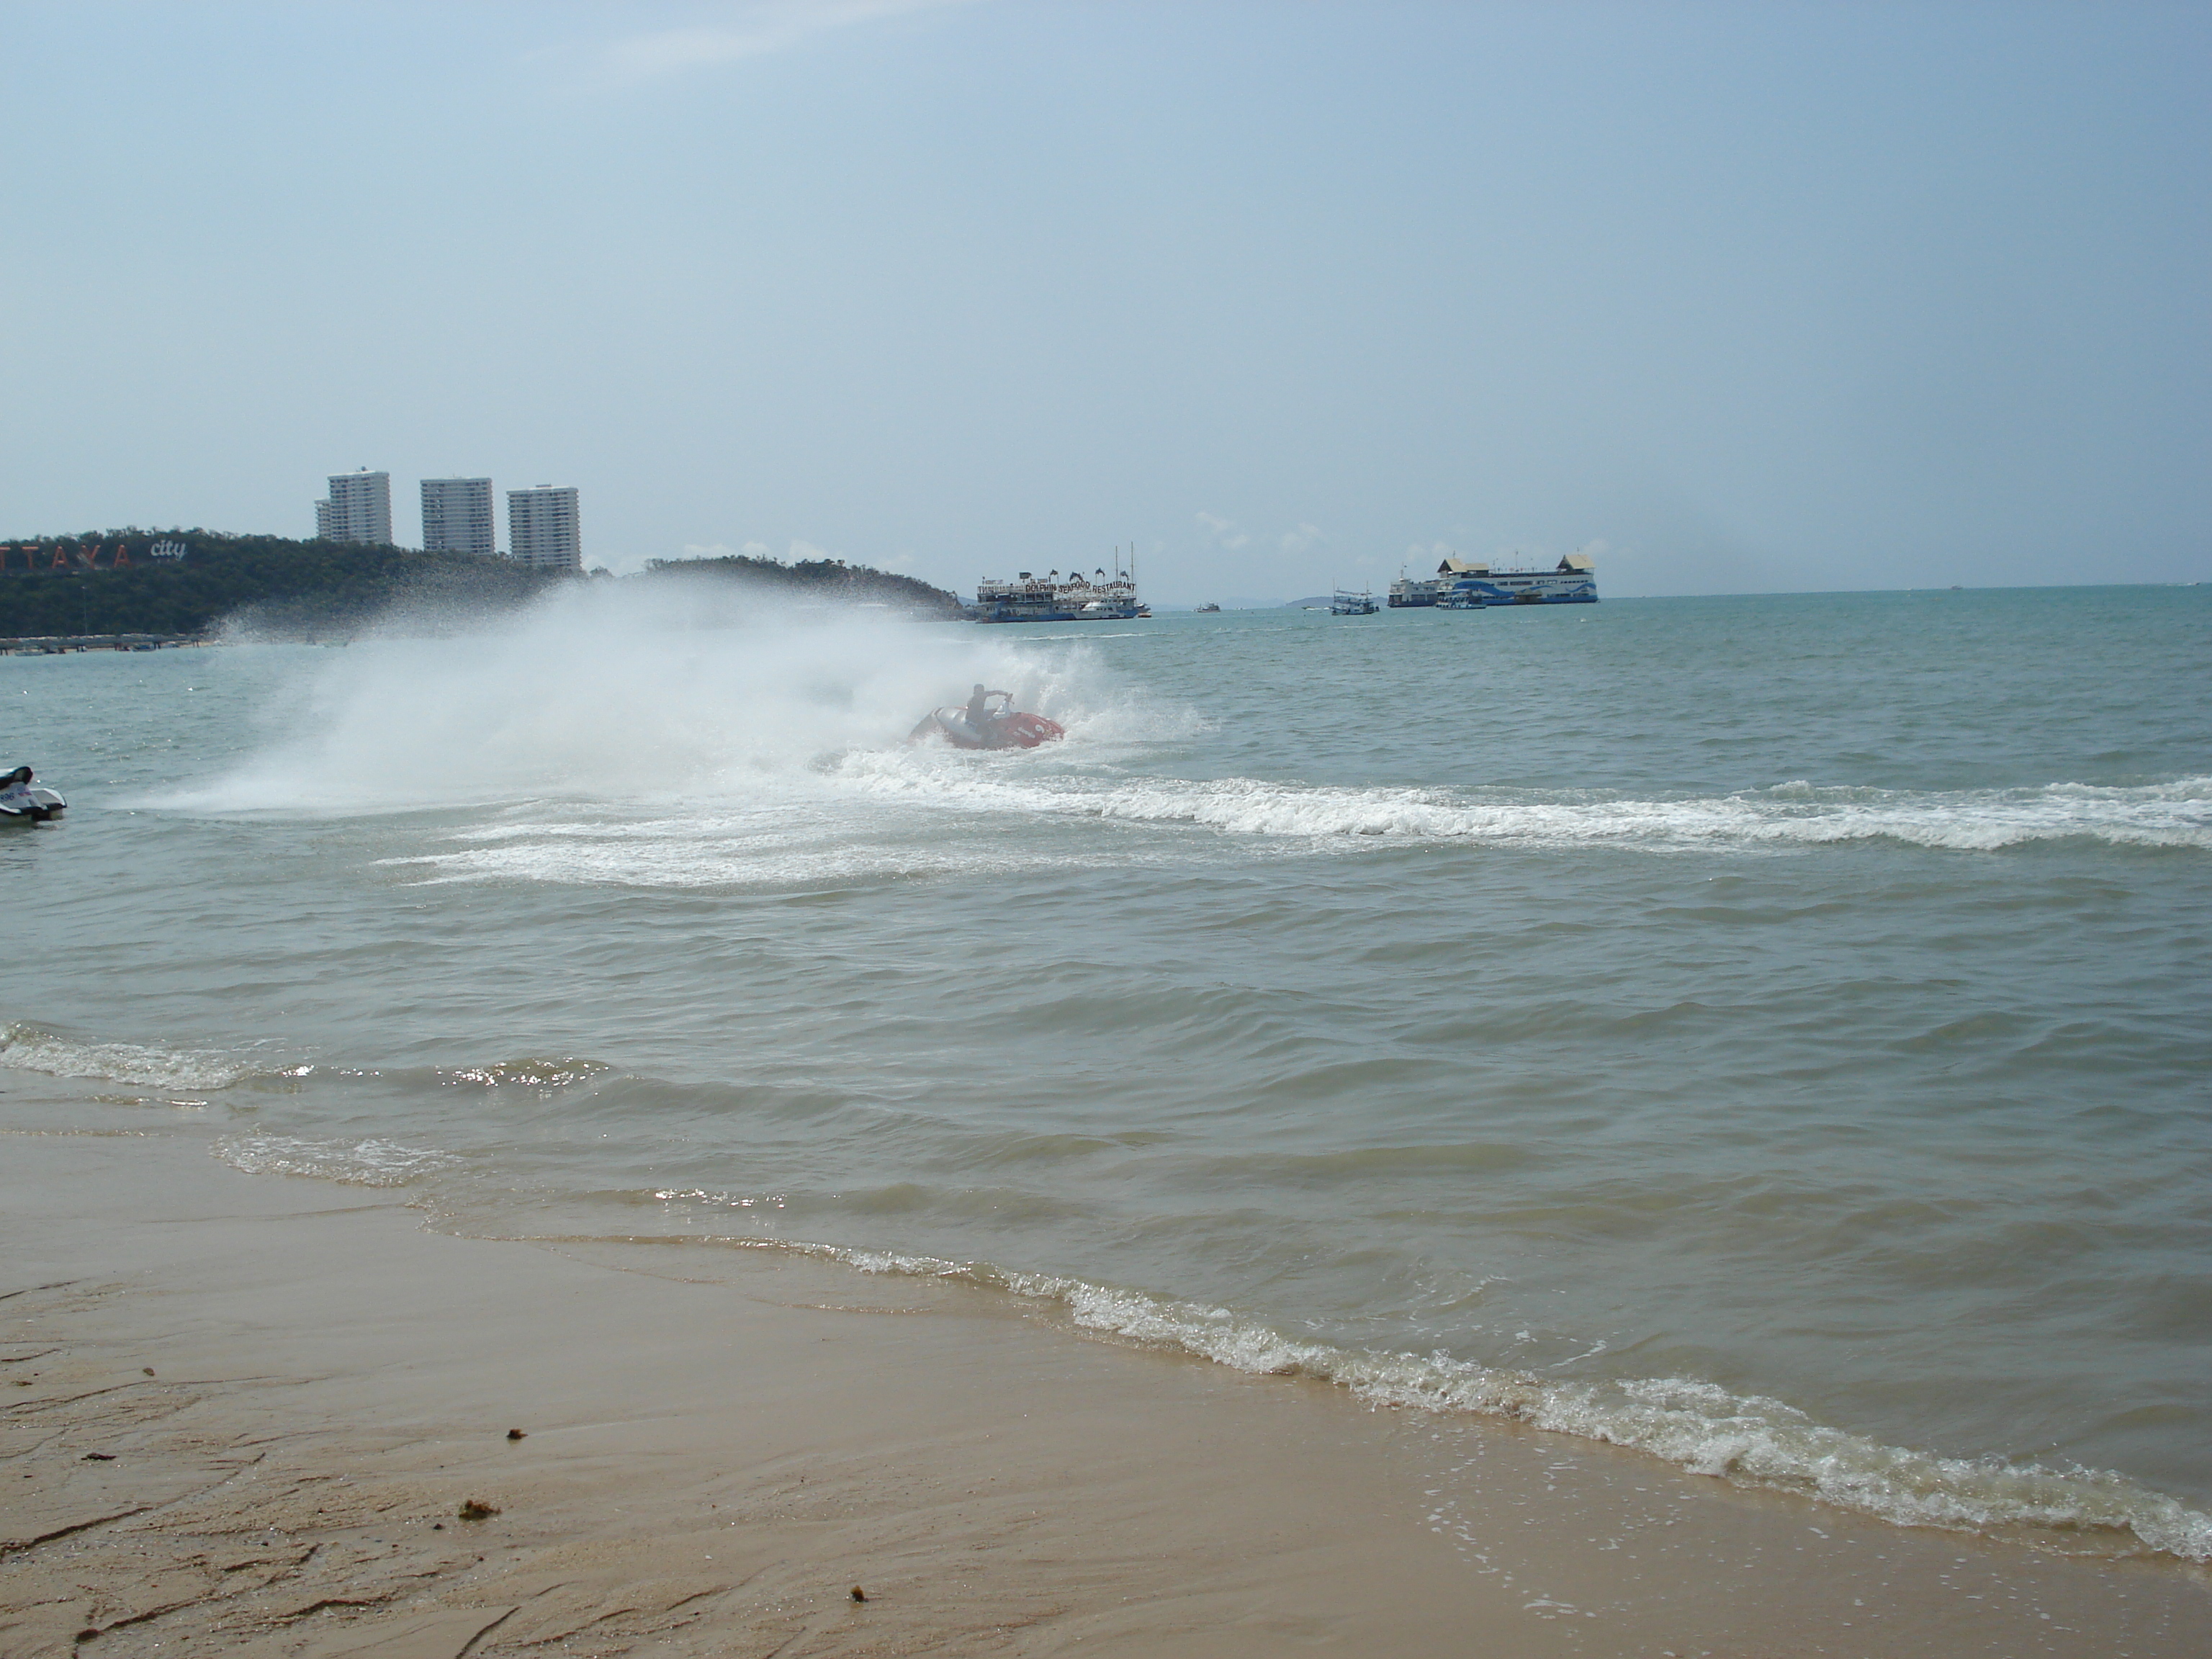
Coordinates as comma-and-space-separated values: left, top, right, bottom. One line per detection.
956, 683, 1009, 745
908, 685, 1065, 750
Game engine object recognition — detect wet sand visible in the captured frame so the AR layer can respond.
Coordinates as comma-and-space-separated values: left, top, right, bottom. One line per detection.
2, 1129, 2204, 1658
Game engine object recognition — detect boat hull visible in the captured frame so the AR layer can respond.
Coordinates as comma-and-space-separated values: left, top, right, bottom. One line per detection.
0, 785, 66, 823
1439, 573, 1599, 607
907, 709, 1066, 750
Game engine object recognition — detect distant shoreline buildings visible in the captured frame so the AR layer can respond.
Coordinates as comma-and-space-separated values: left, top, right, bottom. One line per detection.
314, 470, 392, 547
507, 485, 581, 572
315, 469, 581, 572
421, 477, 495, 558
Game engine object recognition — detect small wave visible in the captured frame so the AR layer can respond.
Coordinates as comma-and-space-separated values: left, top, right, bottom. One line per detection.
184, 1118, 2212, 1561
212, 1134, 461, 1187
801, 760, 2212, 852
1028, 774, 2212, 851
737, 1238, 2212, 1562
0, 1022, 260, 1091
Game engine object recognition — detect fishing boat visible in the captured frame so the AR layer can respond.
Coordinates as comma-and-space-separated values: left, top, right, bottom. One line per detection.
1330, 589, 1379, 616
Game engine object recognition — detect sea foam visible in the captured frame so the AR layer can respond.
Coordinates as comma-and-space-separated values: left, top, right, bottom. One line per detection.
853, 769, 2212, 853
0, 1022, 261, 1092
761, 1237, 2212, 1563
212, 1133, 462, 1187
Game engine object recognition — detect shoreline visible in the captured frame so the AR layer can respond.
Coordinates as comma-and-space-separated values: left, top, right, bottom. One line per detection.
4, 1129, 2206, 1658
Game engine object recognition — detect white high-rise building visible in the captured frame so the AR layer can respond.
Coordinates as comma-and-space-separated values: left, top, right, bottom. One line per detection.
314, 469, 392, 545
421, 477, 496, 557
508, 486, 581, 572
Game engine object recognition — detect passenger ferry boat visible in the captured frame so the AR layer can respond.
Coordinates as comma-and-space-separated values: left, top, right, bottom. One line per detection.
1389, 552, 1598, 608
1330, 588, 1379, 615
971, 556, 1146, 623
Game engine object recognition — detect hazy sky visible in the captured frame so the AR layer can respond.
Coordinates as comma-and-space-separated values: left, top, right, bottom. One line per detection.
2, 1, 2205, 602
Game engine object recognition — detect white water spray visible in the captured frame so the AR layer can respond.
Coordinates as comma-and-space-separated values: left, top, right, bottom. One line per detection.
171, 580, 1112, 814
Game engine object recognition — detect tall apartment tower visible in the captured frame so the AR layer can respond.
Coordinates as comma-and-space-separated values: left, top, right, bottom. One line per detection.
313, 469, 393, 545
421, 477, 497, 557
508, 486, 581, 572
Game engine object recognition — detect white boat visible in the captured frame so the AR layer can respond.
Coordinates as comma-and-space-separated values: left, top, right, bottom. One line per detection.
1330, 589, 1378, 616
1393, 551, 1599, 607
0, 768, 64, 823
972, 550, 1148, 623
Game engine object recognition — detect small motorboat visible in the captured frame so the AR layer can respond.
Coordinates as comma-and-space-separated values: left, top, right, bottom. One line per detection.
0, 767, 65, 823
908, 691, 1065, 751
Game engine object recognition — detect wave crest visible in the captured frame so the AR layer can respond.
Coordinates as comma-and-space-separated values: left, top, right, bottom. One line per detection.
1053, 773, 2212, 851
0, 1022, 260, 1091
769, 1240, 2212, 1562
212, 1134, 461, 1187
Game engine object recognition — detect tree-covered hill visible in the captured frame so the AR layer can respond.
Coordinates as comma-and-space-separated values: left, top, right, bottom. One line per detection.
637, 552, 965, 616
0, 532, 966, 639
0, 531, 562, 639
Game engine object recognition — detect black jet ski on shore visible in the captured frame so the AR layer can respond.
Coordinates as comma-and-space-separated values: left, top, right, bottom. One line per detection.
0, 766, 65, 823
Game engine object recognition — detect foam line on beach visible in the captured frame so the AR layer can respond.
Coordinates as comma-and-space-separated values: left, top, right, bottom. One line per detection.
0, 1022, 268, 1091
213, 1133, 463, 1186
727, 1235, 2212, 1563
115, 1086, 2212, 1564
23, 1026, 2212, 1565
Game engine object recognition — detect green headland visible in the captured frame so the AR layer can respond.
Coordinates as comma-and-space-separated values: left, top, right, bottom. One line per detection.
0, 533, 965, 642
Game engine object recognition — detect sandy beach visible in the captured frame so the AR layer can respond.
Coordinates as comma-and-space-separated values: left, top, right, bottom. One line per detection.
1, 1128, 2201, 1658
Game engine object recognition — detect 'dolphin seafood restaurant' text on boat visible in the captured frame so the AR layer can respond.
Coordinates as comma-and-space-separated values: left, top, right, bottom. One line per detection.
971, 549, 1148, 622
1390, 551, 1599, 607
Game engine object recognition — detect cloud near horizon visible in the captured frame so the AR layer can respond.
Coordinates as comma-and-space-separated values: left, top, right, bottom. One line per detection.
591, 0, 981, 84
1196, 511, 1250, 551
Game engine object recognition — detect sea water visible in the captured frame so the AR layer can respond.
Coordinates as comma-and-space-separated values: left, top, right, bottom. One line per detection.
4, 581, 2208, 1560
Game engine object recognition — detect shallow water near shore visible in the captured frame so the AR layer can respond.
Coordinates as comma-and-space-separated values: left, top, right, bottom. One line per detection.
4, 581, 2209, 1563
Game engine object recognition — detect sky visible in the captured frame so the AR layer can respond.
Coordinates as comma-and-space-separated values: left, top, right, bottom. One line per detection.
1, 0, 2206, 603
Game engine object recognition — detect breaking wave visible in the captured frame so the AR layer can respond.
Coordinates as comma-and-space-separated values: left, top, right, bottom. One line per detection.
765, 1238, 2212, 1562
187, 1096, 2212, 1563
0, 1022, 265, 1092
212, 1133, 462, 1187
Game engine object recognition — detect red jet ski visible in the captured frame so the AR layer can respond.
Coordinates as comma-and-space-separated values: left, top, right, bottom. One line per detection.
909, 690, 1065, 750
